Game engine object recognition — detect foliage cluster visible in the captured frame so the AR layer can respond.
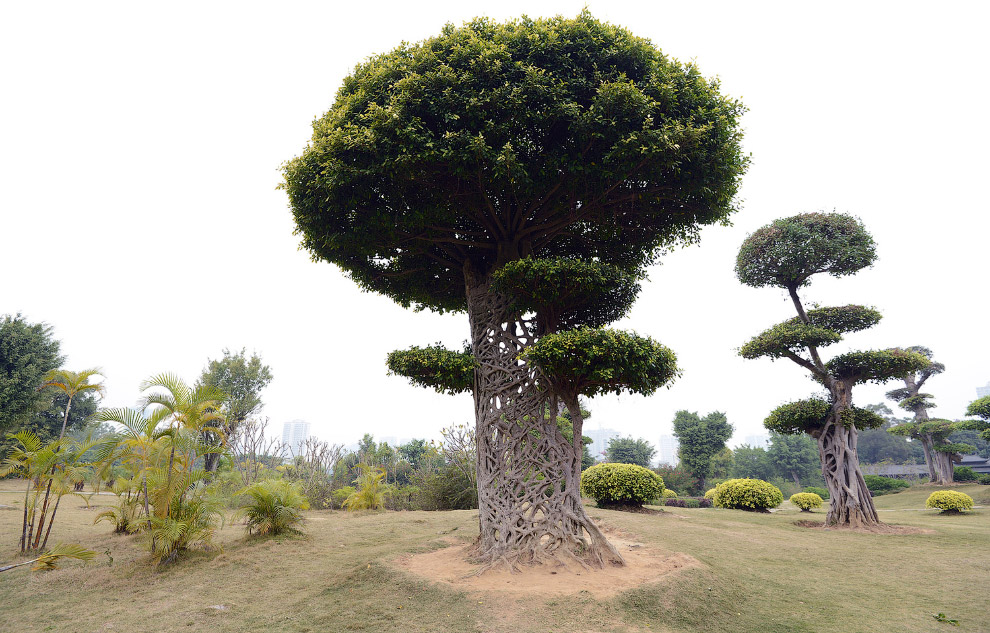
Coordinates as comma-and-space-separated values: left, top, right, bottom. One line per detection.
953, 467, 978, 482
789, 492, 824, 511
236, 479, 309, 535
925, 490, 974, 513
654, 465, 700, 496
803, 485, 829, 500
581, 462, 664, 508
862, 475, 910, 496
672, 410, 732, 489
386, 345, 475, 395
712, 478, 783, 511
605, 437, 655, 468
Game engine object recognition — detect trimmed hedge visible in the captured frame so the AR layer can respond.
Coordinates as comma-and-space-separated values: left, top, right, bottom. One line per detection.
862, 475, 910, 496
712, 478, 783, 511
803, 486, 829, 500
926, 490, 974, 513
790, 492, 824, 512
662, 498, 713, 509
581, 463, 665, 508
954, 466, 978, 482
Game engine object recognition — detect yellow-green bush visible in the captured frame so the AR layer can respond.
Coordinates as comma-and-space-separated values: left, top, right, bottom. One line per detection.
789, 492, 823, 512
704, 488, 716, 500
926, 490, 974, 513
662, 489, 678, 499
713, 478, 783, 511
581, 463, 664, 507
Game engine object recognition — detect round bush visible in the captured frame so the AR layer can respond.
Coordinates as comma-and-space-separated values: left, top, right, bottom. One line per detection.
712, 478, 783, 511
581, 463, 665, 508
662, 489, 678, 499
926, 491, 974, 513
790, 492, 824, 512
704, 488, 716, 500
803, 485, 829, 500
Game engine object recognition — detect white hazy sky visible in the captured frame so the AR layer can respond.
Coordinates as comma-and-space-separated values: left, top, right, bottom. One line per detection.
2, 1, 988, 450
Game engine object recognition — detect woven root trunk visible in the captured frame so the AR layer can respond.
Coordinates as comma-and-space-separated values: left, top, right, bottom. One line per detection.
818, 416, 880, 528
466, 264, 623, 572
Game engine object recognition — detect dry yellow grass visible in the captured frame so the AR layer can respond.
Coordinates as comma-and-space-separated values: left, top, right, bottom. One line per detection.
1, 479, 988, 633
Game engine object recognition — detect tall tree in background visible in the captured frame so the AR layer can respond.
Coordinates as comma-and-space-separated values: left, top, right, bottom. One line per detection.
284, 13, 746, 566
767, 432, 819, 487
196, 348, 273, 472
856, 404, 921, 465
0, 314, 63, 434
885, 346, 944, 481
737, 213, 929, 527
672, 410, 732, 489
605, 437, 656, 468
965, 397, 990, 441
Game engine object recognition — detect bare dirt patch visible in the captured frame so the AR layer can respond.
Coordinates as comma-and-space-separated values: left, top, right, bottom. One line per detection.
792, 520, 934, 534
395, 536, 700, 598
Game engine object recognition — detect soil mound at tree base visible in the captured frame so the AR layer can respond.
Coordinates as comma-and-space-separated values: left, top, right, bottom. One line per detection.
395, 537, 700, 598
792, 520, 933, 534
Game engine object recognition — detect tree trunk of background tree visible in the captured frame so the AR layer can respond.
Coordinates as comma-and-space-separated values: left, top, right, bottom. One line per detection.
932, 450, 956, 485
465, 264, 622, 570
818, 382, 880, 528
920, 435, 937, 482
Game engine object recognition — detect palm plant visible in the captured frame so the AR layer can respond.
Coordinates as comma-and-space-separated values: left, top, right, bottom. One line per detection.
40, 368, 105, 441
0, 543, 95, 573
236, 479, 310, 536
343, 464, 387, 511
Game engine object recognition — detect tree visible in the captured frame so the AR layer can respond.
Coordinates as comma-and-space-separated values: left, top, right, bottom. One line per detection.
889, 419, 977, 483
285, 13, 747, 567
730, 444, 774, 481
884, 346, 945, 482
965, 396, 990, 441
672, 410, 733, 489
23, 391, 100, 442
0, 314, 63, 434
766, 432, 819, 488
605, 437, 655, 467
195, 349, 273, 472
737, 212, 930, 527
856, 403, 922, 465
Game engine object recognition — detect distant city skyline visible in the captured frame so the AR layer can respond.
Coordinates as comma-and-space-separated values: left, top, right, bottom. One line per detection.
977, 382, 990, 399
657, 435, 679, 467
281, 419, 310, 458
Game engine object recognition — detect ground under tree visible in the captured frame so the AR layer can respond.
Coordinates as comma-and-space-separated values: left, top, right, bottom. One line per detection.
283, 12, 746, 566
737, 213, 929, 528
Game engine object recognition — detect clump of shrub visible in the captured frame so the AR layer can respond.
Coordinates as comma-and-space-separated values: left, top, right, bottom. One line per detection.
803, 485, 829, 500
977, 473, 990, 486
862, 475, 910, 496
663, 498, 713, 509
925, 490, 974, 514
789, 492, 824, 512
704, 488, 716, 500
343, 464, 387, 511
236, 479, 310, 536
712, 478, 783, 511
662, 489, 678, 499
953, 466, 978, 482
581, 463, 664, 509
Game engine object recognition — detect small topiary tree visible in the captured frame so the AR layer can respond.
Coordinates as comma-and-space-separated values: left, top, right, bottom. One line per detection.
889, 418, 975, 485
884, 346, 944, 482
736, 213, 929, 527
790, 492, 824, 512
580, 463, 664, 509
712, 478, 783, 511
925, 490, 974, 514
803, 485, 829, 500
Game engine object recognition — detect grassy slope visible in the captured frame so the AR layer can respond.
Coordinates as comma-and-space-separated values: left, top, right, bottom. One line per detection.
1, 481, 987, 633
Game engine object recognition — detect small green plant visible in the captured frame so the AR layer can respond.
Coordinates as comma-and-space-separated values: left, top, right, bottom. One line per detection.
662, 489, 678, 498
704, 488, 716, 500
803, 485, 829, 499
976, 473, 990, 485
343, 464, 387, 511
580, 463, 664, 508
932, 612, 960, 626
790, 492, 824, 512
925, 491, 974, 514
862, 475, 910, 496
712, 478, 783, 511
236, 479, 310, 536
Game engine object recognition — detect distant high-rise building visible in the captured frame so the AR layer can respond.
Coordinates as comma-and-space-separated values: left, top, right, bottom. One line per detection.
743, 433, 770, 449
657, 435, 679, 467
282, 419, 310, 458
587, 427, 621, 461
978, 382, 990, 398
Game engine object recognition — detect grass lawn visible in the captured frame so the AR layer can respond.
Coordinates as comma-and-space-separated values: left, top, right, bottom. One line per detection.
1, 480, 987, 633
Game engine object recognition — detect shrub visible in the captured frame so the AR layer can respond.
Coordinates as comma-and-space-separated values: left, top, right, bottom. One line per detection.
331, 486, 355, 509
977, 473, 990, 486
954, 466, 978, 482
653, 466, 700, 496
236, 479, 310, 536
581, 463, 664, 508
803, 485, 829, 500
862, 475, 910, 496
662, 489, 678, 499
926, 490, 974, 513
704, 488, 716, 500
712, 478, 783, 511
343, 464, 387, 511
790, 492, 824, 512
664, 498, 687, 507
698, 498, 713, 508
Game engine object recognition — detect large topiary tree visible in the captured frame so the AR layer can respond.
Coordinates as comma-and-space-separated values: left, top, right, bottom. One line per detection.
736, 213, 929, 527
884, 346, 945, 482
283, 12, 747, 567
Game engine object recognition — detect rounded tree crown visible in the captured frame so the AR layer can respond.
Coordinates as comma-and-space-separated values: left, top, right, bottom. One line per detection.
386, 345, 475, 395
735, 213, 876, 290
283, 12, 748, 312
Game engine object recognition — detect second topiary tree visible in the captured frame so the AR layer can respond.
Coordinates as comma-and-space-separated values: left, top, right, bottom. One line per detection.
736, 213, 929, 527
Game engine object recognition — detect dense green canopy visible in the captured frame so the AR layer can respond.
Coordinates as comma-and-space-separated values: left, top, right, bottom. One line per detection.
824, 349, 930, 385
386, 345, 475, 395
489, 257, 640, 330
283, 12, 748, 311
735, 213, 876, 290
740, 321, 841, 360
522, 327, 678, 397
764, 398, 885, 435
